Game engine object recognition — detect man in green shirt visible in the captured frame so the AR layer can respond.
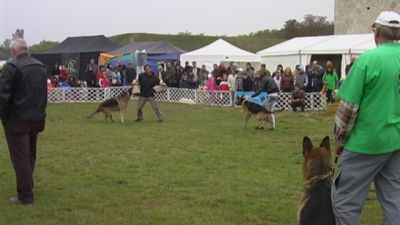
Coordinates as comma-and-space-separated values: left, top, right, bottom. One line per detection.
332, 11, 400, 225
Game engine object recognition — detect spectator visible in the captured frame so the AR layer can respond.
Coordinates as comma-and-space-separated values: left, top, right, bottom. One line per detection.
252, 71, 265, 92
84, 59, 97, 87
309, 60, 324, 92
135, 64, 163, 122
235, 68, 244, 92
241, 71, 253, 91
111, 68, 121, 86
105, 63, 113, 84
174, 63, 184, 88
125, 63, 137, 85
191, 61, 200, 87
67, 75, 79, 87
59, 65, 69, 81
281, 66, 294, 92
332, 11, 400, 225
50, 62, 60, 78
345, 55, 357, 76
198, 65, 209, 87
272, 64, 283, 91
219, 73, 229, 91
258, 63, 271, 77
228, 68, 238, 105
293, 65, 308, 90
206, 74, 217, 91
97, 66, 109, 88
245, 62, 255, 79
322, 61, 338, 103
179, 73, 192, 89
289, 84, 306, 112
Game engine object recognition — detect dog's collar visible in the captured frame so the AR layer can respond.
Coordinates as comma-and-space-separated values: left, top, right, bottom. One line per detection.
305, 173, 331, 186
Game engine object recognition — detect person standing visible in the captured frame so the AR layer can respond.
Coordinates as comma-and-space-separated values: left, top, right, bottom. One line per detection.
125, 63, 137, 85
322, 61, 338, 103
84, 58, 97, 87
0, 38, 47, 205
135, 64, 163, 122
332, 11, 400, 225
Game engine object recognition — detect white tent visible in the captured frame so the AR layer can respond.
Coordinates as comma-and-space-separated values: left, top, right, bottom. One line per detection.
257, 34, 375, 76
180, 39, 260, 71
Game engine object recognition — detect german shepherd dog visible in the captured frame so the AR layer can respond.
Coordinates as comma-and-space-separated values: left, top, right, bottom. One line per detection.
87, 87, 132, 123
236, 96, 284, 129
299, 136, 335, 225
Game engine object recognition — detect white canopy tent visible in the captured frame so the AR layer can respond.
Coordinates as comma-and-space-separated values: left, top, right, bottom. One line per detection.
180, 39, 260, 71
257, 34, 375, 76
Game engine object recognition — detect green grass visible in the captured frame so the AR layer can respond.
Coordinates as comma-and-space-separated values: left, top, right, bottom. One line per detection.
0, 102, 381, 225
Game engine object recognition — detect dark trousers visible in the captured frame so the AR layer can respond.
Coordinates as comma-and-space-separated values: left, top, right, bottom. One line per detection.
3, 120, 45, 203
326, 89, 335, 103
137, 97, 163, 120
289, 101, 305, 112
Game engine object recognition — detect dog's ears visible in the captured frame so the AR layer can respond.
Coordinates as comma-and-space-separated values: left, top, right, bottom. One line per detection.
319, 136, 330, 152
303, 136, 313, 158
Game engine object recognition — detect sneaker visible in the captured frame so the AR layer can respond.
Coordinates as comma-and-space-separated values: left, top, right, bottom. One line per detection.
135, 118, 143, 122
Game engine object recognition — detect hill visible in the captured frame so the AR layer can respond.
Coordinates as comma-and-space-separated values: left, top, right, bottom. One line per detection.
108, 32, 284, 53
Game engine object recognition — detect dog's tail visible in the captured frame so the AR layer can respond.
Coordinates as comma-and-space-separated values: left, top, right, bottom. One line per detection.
87, 108, 100, 119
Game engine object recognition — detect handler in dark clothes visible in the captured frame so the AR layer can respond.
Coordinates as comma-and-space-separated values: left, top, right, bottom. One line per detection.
0, 38, 47, 205
135, 64, 163, 122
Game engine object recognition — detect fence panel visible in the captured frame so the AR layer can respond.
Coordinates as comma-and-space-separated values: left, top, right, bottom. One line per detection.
47, 87, 326, 110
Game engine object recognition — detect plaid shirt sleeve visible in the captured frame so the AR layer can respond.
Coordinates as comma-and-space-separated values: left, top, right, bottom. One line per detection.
334, 100, 360, 148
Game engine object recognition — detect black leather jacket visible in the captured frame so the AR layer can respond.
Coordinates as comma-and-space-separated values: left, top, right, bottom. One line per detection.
0, 54, 47, 121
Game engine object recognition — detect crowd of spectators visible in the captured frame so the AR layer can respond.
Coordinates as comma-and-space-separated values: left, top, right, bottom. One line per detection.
47, 57, 346, 110
47, 59, 137, 89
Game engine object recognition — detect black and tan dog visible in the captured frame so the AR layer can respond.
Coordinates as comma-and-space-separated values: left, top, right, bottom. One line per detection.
87, 87, 132, 123
236, 96, 285, 129
298, 136, 335, 225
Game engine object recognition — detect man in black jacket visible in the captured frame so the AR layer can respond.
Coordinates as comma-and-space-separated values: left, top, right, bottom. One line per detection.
0, 38, 47, 205
135, 64, 163, 122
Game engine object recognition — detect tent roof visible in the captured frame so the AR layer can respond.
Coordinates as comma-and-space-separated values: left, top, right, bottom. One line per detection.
182, 39, 256, 57
180, 39, 259, 62
112, 41, 185, 55
43, 35, 119, 54
257, 34, 375, 56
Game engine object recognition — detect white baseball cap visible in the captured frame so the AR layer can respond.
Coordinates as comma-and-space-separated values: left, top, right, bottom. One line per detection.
374, 11, 400, 28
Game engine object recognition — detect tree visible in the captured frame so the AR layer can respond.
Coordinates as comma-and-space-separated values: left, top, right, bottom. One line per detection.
281, 15, 334, 39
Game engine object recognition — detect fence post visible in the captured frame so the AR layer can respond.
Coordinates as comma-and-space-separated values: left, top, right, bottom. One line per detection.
311, 93, 315, 110
194, 89, 198, 104
62, 88, 66, 102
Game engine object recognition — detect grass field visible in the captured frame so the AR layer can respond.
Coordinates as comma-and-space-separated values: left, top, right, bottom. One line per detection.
0, 102, 382, 225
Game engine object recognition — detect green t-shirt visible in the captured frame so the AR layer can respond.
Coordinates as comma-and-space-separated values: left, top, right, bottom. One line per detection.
338, 42, 400, 154
322, 71, 338, 90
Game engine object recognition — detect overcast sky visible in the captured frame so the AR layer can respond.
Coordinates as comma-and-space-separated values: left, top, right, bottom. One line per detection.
0, 0, 334, 45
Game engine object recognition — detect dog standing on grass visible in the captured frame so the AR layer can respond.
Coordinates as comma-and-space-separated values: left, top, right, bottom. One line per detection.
236, 96, 283, 130
87, 87, 132, 123
298, 136, 335, 225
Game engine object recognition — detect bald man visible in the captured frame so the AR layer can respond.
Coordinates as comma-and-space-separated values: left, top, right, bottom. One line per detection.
0, 38, 47, 205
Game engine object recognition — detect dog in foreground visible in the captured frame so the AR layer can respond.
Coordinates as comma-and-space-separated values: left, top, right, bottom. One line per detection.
87, 87, 132, 123
236, 96, 281, 129
298, 136, 335, 225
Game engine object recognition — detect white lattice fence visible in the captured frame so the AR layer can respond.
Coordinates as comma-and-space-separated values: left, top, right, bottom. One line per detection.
47, 87, 327, 110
